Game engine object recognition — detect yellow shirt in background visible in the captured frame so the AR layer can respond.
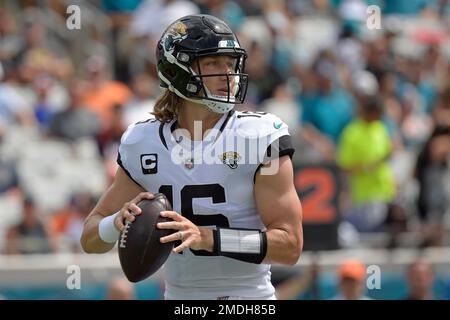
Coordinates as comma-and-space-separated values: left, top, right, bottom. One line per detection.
337, 119, 396, 204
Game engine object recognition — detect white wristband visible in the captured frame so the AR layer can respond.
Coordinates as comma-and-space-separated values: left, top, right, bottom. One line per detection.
98, 212, 121, 243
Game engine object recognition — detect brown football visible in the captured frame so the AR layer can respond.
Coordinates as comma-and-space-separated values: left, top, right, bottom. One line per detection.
118, 193, 174, 282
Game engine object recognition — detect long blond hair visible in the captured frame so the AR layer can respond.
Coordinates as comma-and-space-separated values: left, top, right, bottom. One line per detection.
151, 90, 183, 121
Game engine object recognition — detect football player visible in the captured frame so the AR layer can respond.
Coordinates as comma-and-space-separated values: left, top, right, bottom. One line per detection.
81, 14, 303, 300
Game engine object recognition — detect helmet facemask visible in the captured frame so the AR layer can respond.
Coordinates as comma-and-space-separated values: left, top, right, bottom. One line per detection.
185, 53, 248, 113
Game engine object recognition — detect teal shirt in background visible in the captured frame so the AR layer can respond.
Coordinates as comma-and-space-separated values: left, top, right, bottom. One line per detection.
101, 0, 143, 12
301, 88, 355, 144
329, 0, 437, 14
383, 0, 437, 14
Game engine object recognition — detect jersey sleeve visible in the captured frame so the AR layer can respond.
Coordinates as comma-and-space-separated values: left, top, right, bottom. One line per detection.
261, 123, 295, 164
116, 122, 146, 188
235, 112, 295, 182
250, 112, 294, 163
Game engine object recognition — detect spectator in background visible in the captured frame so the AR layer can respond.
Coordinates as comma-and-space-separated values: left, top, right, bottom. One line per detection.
244, 40, 283, 106
414, 125, 450, 247
296, 0, 335, 16
404, 259, 435, 300
105, 277, 136, 300
335, 22, 365, 73
332, 259, 371, 300
198, 0, 246, 30
5, 196, 56, 254
97, 103, 127, 181
129, 0, 199, 47
10, 17, 72, 116
50, 192, 96, 253
432, 88, 450, 128
0, 63, 35, 128
397, 60, 434, 148
32, 73, 57, 133
300, 51, 355, 162
383, 0, 438, 15
274, 261, 319, 300
122, 73, 156, 125
423, 45, 449, 94
0, 95, 20, 194
0, 8, 22, 69
0, 157, 18, 194
379, 72, 404, 150
81, 55, 131, 133
365, 33, 396, 83
337, 72, 396, 232
14, 19, 72, 82
101, 0, 145, 83
407, 58, 437, 116
48, 79, 100, 142
126, 0, 200, 78
97, 103, 126, 156
262, 0, 298, 79
101, 0, 144, 13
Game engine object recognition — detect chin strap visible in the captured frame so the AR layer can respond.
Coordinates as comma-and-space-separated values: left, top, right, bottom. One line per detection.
158, 70, 235, 114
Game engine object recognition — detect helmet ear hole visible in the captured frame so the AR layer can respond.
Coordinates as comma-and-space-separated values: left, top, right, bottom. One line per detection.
186, 77, 203, 96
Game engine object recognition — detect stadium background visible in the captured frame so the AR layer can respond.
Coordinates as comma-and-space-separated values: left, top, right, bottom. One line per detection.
0, 0, 449, 300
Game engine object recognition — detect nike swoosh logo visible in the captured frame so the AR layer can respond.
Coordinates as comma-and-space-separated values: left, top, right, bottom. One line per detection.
273, 122, 282, 129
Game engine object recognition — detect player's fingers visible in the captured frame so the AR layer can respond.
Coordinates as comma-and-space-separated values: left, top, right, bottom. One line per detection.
160, 211, 184, 221
157, 221, 184, 230
128, 203, 142, 215
173, 237, 194, 253
132, 192, 154, 204
123, 210, 136, 223
115, 214, 126, 232
160, 231, 182, 244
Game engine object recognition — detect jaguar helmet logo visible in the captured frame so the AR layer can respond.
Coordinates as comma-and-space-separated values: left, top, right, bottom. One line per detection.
163, 22, 188, 52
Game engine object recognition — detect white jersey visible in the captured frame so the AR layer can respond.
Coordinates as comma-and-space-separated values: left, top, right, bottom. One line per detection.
117, 110, 294, 300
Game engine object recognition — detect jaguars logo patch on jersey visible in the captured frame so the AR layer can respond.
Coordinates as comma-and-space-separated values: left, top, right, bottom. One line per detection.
219, 151, 241, 169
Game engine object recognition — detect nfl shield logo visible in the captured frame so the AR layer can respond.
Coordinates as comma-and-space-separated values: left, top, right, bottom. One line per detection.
184, 158, 194, 170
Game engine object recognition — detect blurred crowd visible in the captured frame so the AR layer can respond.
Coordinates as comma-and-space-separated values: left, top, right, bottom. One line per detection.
0, 0, 450, 256
101, 257, 441, 300
274, 257, 440, 300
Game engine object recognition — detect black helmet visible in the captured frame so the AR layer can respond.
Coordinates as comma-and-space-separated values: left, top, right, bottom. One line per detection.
156, 14, 248, 113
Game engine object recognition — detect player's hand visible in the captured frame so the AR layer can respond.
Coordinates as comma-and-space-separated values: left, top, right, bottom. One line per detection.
114, 192, 154, 232
157, 211, 213, 253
